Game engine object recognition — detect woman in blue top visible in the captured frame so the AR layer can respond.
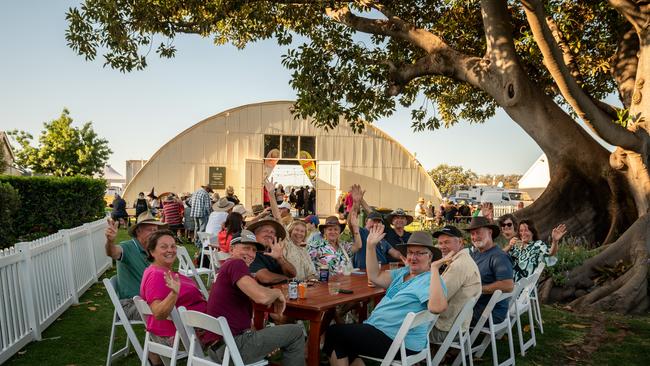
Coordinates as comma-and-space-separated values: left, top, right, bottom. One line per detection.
323, 225, 449, 365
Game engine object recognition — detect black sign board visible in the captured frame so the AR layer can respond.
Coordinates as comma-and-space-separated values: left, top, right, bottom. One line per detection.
209, 167, 226, 189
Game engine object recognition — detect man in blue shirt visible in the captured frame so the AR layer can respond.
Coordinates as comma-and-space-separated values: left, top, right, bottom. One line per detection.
466, 216, 514, 325
353, 211, 403, 269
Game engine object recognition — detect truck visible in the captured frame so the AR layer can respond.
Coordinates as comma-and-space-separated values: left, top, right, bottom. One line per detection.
451, 185, 532, 207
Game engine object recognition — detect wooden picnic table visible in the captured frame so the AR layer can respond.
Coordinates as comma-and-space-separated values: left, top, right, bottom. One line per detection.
253, 272, 386, 366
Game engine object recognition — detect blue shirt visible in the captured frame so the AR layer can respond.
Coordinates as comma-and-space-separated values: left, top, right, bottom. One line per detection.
471, 245, 513, 324
353, 227, 393, 269
365, 267, 446, 351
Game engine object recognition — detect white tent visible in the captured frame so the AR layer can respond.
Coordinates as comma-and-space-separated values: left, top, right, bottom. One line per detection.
518, 154, 549, 200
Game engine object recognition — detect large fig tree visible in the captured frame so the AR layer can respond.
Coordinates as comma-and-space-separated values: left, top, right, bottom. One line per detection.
66, 0, 650, 313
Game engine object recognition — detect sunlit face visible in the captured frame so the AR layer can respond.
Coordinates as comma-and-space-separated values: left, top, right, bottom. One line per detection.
470, 227, 493, 251
437, 234, 463, 257
150, 235, 177, 268
519, 223, 533, 243
280, 208, 290, 217
290, 224, 307, 245
254, 225, 276, 247
500, 219, 515, 239
405, 245, 432, 275
392, 216, 407, 229
324, 225, 341, 242
230, 243, 257, 266
136, 224, 159, 244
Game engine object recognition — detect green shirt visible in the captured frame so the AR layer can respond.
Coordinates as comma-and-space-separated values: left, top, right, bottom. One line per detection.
116, 238, 150, 299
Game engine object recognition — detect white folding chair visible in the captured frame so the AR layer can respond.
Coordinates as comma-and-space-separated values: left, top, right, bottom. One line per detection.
529, 263, 546, 334
103, 276, 148, 366
176, 246, 210, 299
133, 296, 188, 366
360, 310, 439, 366
450, 292, 502, 366
512, 271, 543, 356
432, 296, 479, 366
178, 307, 269, 366
197, 232, 220, 280
472, 281, 527, 366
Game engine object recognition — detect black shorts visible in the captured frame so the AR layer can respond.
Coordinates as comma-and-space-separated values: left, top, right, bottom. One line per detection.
323, 323, 416, 361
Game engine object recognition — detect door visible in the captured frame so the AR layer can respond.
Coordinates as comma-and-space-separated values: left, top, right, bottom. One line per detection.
315, 161, 340, 216
244, 159, 264, 209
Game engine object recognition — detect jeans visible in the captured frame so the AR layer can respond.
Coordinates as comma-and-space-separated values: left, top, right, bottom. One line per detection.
193, 215, 209, 244
208, 325, 305, 366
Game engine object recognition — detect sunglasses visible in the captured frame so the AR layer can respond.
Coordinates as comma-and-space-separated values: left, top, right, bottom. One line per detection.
501, 222, 513, 227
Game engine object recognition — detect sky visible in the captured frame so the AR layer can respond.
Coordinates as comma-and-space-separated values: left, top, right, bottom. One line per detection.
0, 1, 546, 177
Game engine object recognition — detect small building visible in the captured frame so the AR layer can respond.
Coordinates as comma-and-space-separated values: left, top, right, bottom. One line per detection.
518, 154, 549, 200
123, 101, 442, 214
1, 131, 22, 176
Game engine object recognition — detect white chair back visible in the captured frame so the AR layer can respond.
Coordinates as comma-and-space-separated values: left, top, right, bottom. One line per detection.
103, 277, 147, 366
133, 296, 188, 366
178, 307, 269, 366
176, 246, 210, 298
530, 262, 546, 333
434, 296, 479, 366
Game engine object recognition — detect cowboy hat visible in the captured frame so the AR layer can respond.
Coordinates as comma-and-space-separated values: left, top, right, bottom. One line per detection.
246, 217, 287, 240
278, 201, 291, 210
385, 208, 414, 225
318, 215, 347, 234
230, 230, 265, 251
396, 231, 442, 259
232, 204, 250, 217
128, 211, 168, 236
464, 216, 501, 239
212, 197, 235, 212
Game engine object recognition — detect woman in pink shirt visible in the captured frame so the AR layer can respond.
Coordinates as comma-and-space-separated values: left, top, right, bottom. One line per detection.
140, 230, 215, 364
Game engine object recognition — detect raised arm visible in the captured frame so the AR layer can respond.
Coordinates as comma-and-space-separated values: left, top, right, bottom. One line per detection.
366, 223, 392, 288
428, 252, 452, 314
104, 218, 123, 260
263, 178, 281, 220
550, 224, 567, 256
149, 271, 180, 320
265, 237, 297, 278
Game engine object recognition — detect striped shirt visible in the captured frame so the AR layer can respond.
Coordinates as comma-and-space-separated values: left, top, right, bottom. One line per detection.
190, 189, 212, 218
162, 201, 183, 225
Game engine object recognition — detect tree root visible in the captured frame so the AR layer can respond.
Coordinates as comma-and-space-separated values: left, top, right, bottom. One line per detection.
549, 214, 650, 314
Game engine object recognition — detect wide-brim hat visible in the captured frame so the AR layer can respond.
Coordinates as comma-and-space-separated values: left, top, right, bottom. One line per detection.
246, 217, 287, 240
319, 215, 346, 234
386, 208, 414, 225
396, 231, 441, 259
212, 197, 235, 212
128, 211, 168, 236
278, 201, 291, 210
231, 230, 265, 251
232, 204, 250, 217
464, 216, 500, 239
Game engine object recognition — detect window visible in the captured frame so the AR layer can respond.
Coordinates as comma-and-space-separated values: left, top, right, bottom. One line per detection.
282, 136, 299, 159
264, 134, 316, 159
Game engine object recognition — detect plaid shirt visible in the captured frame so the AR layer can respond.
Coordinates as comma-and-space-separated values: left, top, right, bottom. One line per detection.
189, 188, 211, 218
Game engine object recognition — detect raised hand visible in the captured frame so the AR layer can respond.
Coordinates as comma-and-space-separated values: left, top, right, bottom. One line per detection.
264, 236, 285, 260
431, 250, 456, 271
263, 178, 275, 194
164, 271, 181, 294
551, 224, 568, 243
350, 184, 365, 203
105, 218, 118, 243
348, 207, 359, 229
367, 222, 385, 248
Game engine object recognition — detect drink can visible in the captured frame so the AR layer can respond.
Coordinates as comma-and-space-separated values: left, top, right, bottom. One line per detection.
288, 281, 298, 300
319, 265, 330, 282
298, 282, 306, 299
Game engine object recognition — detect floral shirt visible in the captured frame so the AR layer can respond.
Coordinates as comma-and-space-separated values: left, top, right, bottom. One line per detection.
307, 238, 354, 274
509, 240, 553, 281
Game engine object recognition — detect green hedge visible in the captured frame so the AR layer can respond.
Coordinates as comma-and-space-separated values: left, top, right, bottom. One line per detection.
0, 175, 106, 248
0, 182, 21, 247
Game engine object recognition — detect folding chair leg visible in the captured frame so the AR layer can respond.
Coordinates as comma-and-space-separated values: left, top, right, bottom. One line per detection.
516, 314, 525, 356
106, 312, 118, 366
532, 295, 544, 334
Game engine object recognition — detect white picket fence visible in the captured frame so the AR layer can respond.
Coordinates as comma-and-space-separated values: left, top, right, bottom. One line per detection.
0, 218, 110, 364
494, 204, 518, 218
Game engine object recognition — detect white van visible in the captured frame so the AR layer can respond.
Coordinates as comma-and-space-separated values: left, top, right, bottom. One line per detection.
480, 190, 532, 207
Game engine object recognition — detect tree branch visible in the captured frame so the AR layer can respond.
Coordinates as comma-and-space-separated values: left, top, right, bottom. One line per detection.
608, 0, 647, 34
481, 0, 519, 65
546, 16, 584, 86
521, 0, 642, 152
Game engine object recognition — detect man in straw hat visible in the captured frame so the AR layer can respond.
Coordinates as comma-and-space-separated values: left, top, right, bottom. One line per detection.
247, 217, 297, 285
465, 216, 514, 325
430, 225, 482, 343
205, 197, 235, 235
206, 230, 304, 365
104, 211, 167, 319
384, 208, 413, 254
324, 226, 450, 365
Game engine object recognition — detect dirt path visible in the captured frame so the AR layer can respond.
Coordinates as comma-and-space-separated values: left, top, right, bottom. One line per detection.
563, 313, 629, 365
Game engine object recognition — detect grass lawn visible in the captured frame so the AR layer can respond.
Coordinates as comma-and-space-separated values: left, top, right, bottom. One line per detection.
5, 229, 650, 365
